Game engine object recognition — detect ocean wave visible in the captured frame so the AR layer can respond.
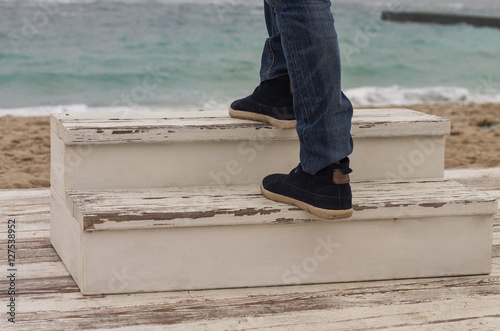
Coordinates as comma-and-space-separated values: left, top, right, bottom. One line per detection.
0, 101, 229, 117
0, 0, 262, 4
345, 85, 500, 107
0, 104, 128, 117
2, 86, 500, 117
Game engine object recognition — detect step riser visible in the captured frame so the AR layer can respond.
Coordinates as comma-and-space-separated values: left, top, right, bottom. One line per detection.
50, 191, 492, 295
50, 190, 82, 288
50, 109, 496, 297
51, 133, 445, 205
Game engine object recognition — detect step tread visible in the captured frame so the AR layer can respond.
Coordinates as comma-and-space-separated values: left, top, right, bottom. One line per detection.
51, 108, 450, 145
63, 179, 497, 231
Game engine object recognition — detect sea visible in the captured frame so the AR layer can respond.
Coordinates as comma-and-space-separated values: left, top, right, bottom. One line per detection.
1, 0, 500, 116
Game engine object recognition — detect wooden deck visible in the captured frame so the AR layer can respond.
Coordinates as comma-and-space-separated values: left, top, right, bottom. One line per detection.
1, 169, 499, 330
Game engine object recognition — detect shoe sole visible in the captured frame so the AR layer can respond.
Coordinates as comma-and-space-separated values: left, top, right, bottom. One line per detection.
229, 107, 297, 130
260, 184, 353, 220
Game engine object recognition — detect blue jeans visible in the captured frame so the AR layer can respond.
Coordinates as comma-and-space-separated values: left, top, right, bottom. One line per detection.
260, 0, 353, 175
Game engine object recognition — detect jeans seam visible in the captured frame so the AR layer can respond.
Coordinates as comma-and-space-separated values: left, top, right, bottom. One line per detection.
265, 5, 279, 80
265, 38, 275, 80
280, 11, 314, 173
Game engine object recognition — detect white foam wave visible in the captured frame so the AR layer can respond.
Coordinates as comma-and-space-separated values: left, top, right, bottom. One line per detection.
345, 85, 500, 107
0, 104, 121, 117
0, 102, 230, 117
2, 86, 500, 117
0, 0, 262, 4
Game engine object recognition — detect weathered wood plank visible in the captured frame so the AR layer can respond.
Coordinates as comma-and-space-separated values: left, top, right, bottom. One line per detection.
51, 134, 448, 191
0, 188, 49, 218
51, 109, 450, 145
4, 267, 500, 330
0, 189, 51, 240
0, 238, 60, 265
55, 181, 495, 294
0, 186, 498, 330
65, 180, 497, 232
445, 167, 500, 191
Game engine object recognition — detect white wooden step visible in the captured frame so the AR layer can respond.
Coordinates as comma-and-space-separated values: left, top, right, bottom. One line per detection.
51, 109, 449, 144
50, 179, 496, 295
50, 109, 450, 205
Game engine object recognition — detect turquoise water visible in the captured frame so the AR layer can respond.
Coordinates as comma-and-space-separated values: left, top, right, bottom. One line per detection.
1, 0, 500, 115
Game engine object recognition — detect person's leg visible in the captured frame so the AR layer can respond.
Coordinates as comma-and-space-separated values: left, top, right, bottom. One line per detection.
271, 0, 353, 174
259, 0, 288, 82
228, 1, 295, 129
260, 0, 354, 219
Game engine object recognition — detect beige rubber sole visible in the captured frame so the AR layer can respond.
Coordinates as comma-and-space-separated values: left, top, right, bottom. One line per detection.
229, 107, 297, 130
260, 184, 353, 220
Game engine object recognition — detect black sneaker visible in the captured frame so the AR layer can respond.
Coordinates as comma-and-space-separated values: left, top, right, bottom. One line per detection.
229, 75, 296, 129
261, 158, 353, 220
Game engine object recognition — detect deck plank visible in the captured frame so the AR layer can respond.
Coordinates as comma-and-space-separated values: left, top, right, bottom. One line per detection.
446, 167, 500, 191
66, 180, 496, 231
51, 109, 450, 145
0, 176, 499, 330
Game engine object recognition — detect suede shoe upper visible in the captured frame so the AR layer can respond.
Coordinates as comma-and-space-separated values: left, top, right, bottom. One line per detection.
262, 158, 352, 211
230, 75, 295, 120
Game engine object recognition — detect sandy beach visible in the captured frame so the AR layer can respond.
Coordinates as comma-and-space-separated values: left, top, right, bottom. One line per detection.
0, 116, 50, 189
1, 103, 499, 189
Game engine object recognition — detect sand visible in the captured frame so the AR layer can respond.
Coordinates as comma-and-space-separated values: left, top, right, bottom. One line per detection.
407, 103, 500, 169
0, 116, 50, 189
0, 103, 499, 189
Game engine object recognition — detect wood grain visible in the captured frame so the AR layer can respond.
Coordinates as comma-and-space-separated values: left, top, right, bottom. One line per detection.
0, 186, 499, 330
64, 179, 497, 231
51, 109, 450, 145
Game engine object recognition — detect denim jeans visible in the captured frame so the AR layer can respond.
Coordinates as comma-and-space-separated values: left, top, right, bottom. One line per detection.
260, 0, 353, 175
